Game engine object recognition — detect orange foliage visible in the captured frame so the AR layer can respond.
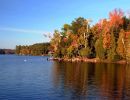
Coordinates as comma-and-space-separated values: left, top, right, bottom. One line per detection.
103, 32, 111, 49
98, 19, 103, 30
101, 19, 111, 49
109, 9, 124, 28
70, 35, 78, 47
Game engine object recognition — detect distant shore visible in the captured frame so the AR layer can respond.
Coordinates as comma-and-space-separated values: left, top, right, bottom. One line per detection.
0, 49, 15, 54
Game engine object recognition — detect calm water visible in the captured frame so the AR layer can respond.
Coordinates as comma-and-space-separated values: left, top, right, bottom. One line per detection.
0, 55, 130, 100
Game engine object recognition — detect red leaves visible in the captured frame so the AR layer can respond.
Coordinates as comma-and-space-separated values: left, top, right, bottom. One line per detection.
63, 37, 68, 42
125, 31, 130, 38
100, 9, 124, 49
70, 35, 78, 47
109, 9, 124, 28
71, 40, 78, 47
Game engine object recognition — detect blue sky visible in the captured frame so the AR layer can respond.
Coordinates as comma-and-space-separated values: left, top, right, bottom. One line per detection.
0, 0, 130, 49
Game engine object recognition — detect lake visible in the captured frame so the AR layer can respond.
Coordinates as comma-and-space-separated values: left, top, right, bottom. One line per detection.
0, 55, 130, 100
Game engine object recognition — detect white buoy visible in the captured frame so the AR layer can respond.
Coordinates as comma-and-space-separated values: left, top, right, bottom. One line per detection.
24, 59, 27, 62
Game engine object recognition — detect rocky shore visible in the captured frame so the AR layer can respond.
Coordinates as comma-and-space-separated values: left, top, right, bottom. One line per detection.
51, 57, 128, 64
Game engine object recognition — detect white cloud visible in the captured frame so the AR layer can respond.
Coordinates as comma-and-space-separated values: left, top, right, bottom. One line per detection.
0, 27, 52, 35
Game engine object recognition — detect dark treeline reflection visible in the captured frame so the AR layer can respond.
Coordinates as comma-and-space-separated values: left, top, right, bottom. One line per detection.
52, 62, 130, 100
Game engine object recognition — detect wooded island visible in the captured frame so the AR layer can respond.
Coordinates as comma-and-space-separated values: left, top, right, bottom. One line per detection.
16, 9, 130, 62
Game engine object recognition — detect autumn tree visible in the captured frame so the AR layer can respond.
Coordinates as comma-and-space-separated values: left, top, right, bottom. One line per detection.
116, 29, 126, 59
101, 19, 111, 49
109, 9, 124, 42
95, 32, 106, 59
107, 32, 120, 61
106, 9, 124, 60
109, 9, 124, 28
71, 17, 86, 34
50, 30, 61, 53
61, 24, 71, 37
49, 8, 130, 61
91, 23, 101, 41
15, 45, 21, 54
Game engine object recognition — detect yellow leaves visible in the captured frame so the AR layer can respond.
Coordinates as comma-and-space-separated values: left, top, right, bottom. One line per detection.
116, 29, 125, 58
102, 32, 111, 49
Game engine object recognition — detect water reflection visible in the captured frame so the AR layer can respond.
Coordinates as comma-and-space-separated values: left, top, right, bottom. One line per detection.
52, 62, 130, 100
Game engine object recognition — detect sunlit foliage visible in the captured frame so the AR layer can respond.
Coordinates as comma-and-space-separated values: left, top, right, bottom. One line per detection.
50, 9, 130, 61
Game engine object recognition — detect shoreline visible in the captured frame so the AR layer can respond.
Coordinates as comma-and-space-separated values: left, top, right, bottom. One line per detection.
51, 57, 129, 64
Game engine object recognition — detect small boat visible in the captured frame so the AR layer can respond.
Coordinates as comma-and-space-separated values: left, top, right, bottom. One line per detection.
47, 57, 53, 61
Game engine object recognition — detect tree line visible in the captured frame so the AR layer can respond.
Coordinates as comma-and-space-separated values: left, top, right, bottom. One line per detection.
50, 9, 130, 61
16, 43, 50, 56
0, 49, 15, 54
